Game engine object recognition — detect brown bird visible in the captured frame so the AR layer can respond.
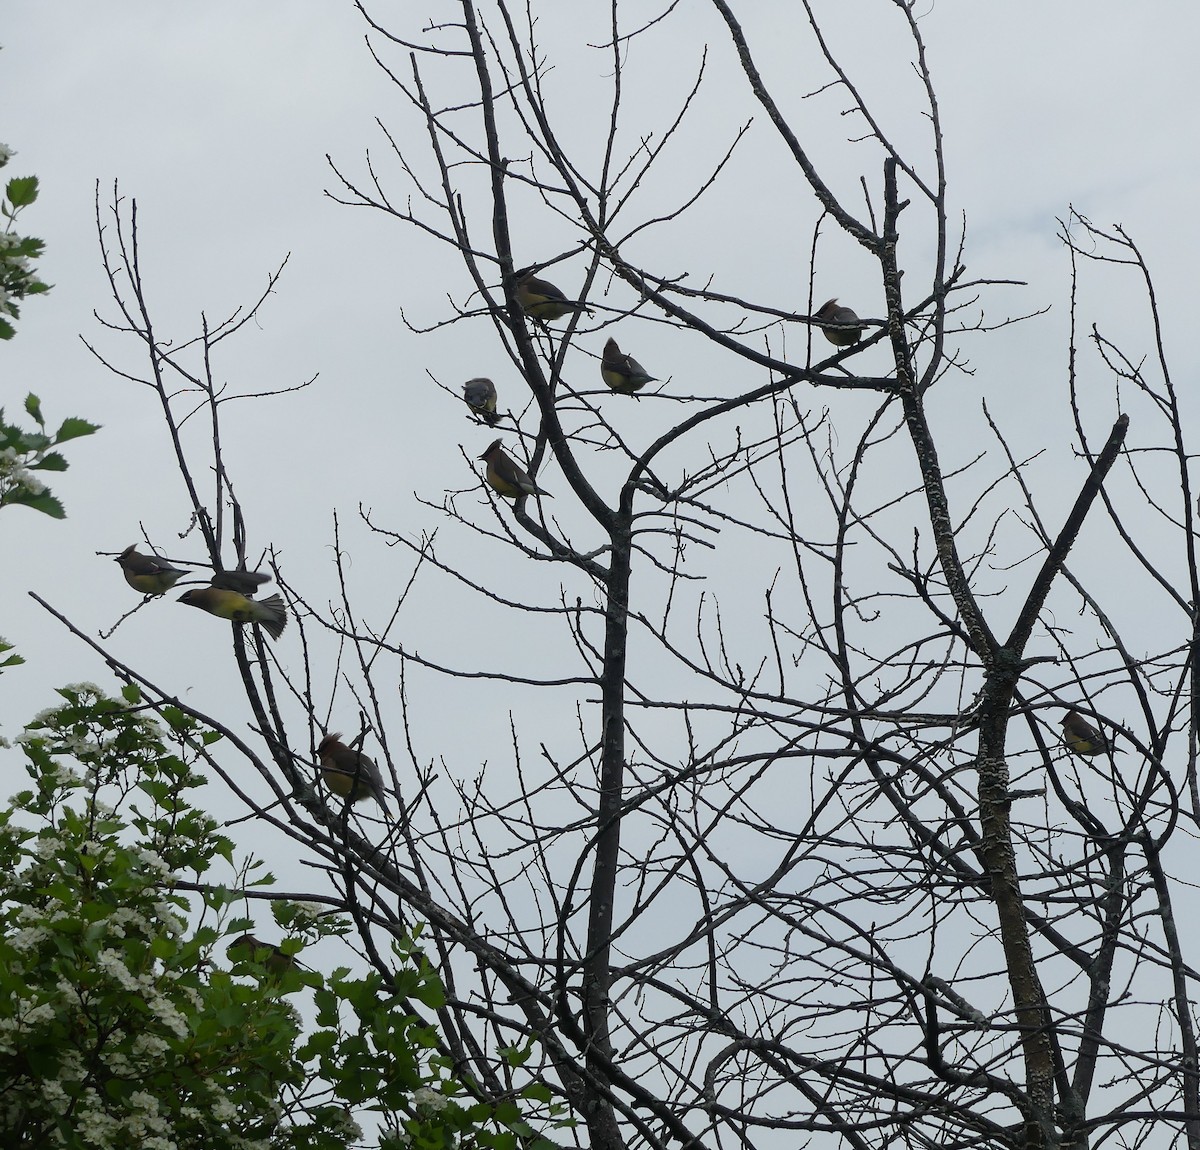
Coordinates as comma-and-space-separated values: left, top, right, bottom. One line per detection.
479, 439, 553, 499
227, 933, 299, 978
1060, 709, 1116, 757
814, 298, 864, 347
462, 377, 500, 426
600, 338, 656, 394
210, 568, 272, 595
318, 732, 389, 811
115, 545, 188, 596
515, 267, 590, 323
178, 587, 288, 641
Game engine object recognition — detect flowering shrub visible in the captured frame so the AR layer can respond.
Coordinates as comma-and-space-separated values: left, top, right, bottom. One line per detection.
0, 684, 564, 1149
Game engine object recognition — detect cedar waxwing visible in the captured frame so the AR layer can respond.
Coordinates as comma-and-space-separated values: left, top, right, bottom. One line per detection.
479, 439, 553, 499
210, 569, 272, 595
318, 732, 388, 811
462, 377, 500, 426
515, 267, 590, 323
178, 587, 288, 641
1060, 709, 1116, 757
227, 933, 299, 978
115, 545, 188, 596
814, 298, 864, 347
600, 338, 656, 394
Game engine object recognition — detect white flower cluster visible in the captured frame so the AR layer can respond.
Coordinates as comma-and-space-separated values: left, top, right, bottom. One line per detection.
0, 445, 47, 497
0, 229, 32, 266
0, 996, 57, 1055
286, 900, 328, 926
136, 846, 174, 879
413, 1086, 450, 1112
8, 923, 50, 953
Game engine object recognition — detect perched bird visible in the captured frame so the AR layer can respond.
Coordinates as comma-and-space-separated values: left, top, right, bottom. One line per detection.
814, 298, 864, 347
178, 587, 288, 641
1060, 709, 1115, 757
515, 267, 590, 323
318, 732, 388, 811
600, 338, 656, 394
115, 545, 188, 596
227, 933, 299, 978
210, 568, 272, 595
479, 439, 553, 499
462, 377, 500, 426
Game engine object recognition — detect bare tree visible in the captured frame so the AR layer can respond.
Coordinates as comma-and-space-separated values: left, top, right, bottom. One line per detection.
50, 5, 1200, 1150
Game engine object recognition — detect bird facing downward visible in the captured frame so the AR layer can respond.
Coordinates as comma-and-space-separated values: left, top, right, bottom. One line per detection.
318, 732, 388, 811
515, 267, 590, 323
462, 377, 500, 426
479, 439, 553, 500
178, 587, 288, 641
601, 338, 656, 394
814, 298, 864, 347
1060, 709, 1115, 757
115, 545, 188, 596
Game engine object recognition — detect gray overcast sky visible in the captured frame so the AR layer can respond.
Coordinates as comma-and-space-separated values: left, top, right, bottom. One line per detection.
2, 0, 1199, 915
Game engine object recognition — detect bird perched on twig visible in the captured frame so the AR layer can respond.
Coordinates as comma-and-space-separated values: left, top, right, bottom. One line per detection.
479, 439, 553, 500
462, 377, 500, 426
1060, 709, 1116, 757
115, 545, 188, 596
318, 732, 389, 811
600, 337, 656, 394
210, 568, 272, 595
515, 267, 591, 323
814, 298, 864, 347
178, 587, 288, 641
227, 933, 300, 978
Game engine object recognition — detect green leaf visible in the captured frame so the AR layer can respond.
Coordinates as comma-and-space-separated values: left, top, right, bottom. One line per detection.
54, 417, 101, 444
31, 452, 68, 472
23, 393, 43, 426
17, 432, 52, 453
0, 318, 13, 340
4, 489, 65, 518
413, 976, 446, 1009
500, 1045, 531, 1068
6, 175, 39, 207
161, 706, 190, 732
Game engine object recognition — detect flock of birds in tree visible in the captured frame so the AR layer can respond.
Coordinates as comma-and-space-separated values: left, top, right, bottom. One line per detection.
111, 550, 387, 811
467, 276, 867, 497
107, 267, 1116, 827
465, 267, 661, 499
463, 270, 1123, 763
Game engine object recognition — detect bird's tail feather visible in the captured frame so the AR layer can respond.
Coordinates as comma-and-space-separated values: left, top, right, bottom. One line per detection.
256, 594, 288, 641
